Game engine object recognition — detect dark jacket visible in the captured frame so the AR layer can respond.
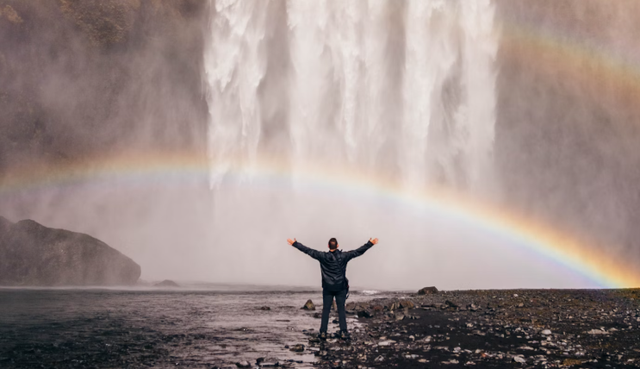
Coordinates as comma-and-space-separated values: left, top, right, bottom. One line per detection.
292, 240, 375, 291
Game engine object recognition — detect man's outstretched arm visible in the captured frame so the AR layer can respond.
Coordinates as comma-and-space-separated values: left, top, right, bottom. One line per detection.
344, 238, 378, 261
287, 238, 323, 260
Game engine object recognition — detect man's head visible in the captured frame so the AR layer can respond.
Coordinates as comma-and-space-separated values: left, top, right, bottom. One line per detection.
328, 238, 338, 250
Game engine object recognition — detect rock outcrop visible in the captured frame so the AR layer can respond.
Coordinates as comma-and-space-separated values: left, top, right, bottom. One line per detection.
0, 217, 140, 286
417, 286, 439, 295
153, 279, 180, 288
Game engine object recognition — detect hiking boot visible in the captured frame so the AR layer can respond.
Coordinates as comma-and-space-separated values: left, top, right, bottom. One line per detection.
338, 330, 351, 341
318, 331, 328, 341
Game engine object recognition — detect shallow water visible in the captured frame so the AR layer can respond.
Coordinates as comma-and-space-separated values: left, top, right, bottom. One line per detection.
0, 287, 397, 368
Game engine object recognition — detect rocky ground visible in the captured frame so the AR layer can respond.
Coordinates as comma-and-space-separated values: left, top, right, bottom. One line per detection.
2, 288, 640, 368
296, 288, 640, 368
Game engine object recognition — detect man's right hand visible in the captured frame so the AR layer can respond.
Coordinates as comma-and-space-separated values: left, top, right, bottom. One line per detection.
287, 238, 297, 246
369, 238, 378, 245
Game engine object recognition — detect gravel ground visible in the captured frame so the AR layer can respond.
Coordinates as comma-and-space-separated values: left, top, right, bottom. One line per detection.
302, 289, 640, 368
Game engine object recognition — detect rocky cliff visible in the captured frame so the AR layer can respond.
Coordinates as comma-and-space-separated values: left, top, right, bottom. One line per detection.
0, 0, 208, 173
0, 217, 140, 286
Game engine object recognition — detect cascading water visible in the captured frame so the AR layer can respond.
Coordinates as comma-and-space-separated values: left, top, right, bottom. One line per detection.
205, 0, 497, 191
202, 1, 588, 289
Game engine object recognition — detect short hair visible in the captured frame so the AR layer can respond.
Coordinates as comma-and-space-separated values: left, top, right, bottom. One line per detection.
328, 238, 338, 250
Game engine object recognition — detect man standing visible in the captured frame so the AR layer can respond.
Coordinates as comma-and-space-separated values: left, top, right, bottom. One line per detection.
287, 237, 379, 340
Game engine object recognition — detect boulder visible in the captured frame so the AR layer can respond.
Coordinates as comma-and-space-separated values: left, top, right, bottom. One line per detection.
0, 217, 140, 286
418, 286, 439, 295
302, 299, 315, 310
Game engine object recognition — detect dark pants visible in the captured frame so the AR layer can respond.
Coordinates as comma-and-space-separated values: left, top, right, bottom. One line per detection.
320, 289, 347, 333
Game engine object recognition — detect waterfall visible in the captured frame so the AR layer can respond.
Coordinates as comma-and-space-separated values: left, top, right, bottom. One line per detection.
202, 0, 504, 289
205, 0, 497, 193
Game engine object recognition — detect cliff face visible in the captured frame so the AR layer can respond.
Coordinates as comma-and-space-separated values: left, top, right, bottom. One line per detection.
0, 217, 140, 286
494, 1, 640, 261
0, 0, 208, 173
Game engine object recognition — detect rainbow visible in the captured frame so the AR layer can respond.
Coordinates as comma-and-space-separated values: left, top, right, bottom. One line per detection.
1, 150, 639, 288
500, 20, 640, 107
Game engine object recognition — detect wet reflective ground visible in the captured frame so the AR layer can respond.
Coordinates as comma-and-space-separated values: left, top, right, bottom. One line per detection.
0, 288, 389, 368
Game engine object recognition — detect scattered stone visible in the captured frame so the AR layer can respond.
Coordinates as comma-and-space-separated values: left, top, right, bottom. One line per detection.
289, 344, 304, 352
259, 306, 271, 311
302, 300, 315, 310
358, 310, 374, 318
399, 300, 415, 309
445, 300, 458, 309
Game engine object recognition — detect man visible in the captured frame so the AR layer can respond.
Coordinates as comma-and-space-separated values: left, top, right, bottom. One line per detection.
287, 237, 379, 340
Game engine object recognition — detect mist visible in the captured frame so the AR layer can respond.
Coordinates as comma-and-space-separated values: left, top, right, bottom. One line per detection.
1, 0, 639, 290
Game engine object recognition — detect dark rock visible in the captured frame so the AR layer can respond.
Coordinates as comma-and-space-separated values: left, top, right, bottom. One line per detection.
235, 361, 251, 368
357, 310, 375, 318
289, 344, 304, 352
153, 280, 180, 288
399, 300, 415, 309
445, 300, 459, 309
260, 306, 271, 311
418, 286, 439, 295
302, 299, 315, 310
0, 217, 140, 286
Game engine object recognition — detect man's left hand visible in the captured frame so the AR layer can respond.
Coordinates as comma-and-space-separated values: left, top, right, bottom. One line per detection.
287, 238, 296, 245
